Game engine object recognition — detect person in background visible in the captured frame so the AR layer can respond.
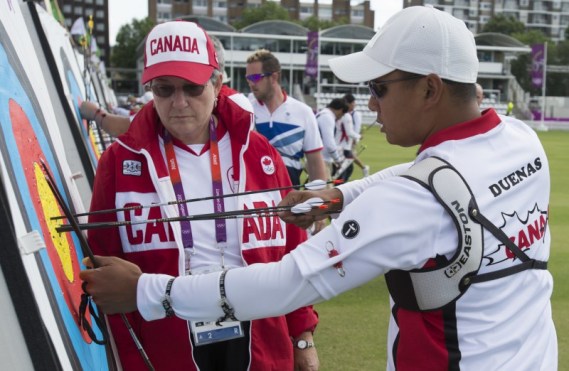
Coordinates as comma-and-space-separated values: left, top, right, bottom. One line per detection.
81, 6, 556, 370
82, 20, 319, 371
315, 98, 348, 180
343, 93, 370, 178
245, 49, 327, 233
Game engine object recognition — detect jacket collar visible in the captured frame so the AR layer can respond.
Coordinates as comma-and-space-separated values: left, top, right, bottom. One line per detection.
418, 108, 501, 153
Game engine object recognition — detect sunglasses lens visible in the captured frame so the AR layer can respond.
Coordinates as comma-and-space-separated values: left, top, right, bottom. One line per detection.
151, 84, 205, 98
368, 82, 385, 99
183, 84, 206, 97
246, 74, 262, 83
152, 84, 176, 98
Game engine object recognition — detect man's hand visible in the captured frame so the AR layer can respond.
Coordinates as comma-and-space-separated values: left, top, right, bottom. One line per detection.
278, 188, 343, 230
79, 255, 142, 314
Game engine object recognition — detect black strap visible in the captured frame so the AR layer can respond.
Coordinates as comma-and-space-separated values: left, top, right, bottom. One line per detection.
79, 283, 108, 345
468, 202, 548, 282
470, 205, 530, 262
469, 260, 548, 284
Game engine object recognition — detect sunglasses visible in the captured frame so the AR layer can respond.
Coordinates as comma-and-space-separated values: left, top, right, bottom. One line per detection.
368, 75, 424, 99
150, 83, 207, 98
245, 72, 273, 83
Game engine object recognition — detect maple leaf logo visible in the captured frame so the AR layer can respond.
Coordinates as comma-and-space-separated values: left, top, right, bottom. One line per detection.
260, 156, 275, 175
484, 203, 548, 266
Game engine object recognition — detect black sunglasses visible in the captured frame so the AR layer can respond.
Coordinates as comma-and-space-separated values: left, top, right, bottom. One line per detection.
368, 75, 424, 99
245, 72, 273, 83
150, 82, 207, 98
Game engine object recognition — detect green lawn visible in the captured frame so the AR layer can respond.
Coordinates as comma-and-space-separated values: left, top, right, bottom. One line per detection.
313, 128, 569, 370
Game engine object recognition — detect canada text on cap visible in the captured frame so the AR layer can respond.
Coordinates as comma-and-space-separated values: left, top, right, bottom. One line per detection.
142, 21, 219, 85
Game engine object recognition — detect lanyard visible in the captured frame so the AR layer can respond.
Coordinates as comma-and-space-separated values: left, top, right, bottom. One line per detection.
163, 117, 227, 254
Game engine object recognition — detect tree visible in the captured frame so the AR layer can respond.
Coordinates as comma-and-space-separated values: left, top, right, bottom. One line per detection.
110, 17, 155, 70
233, 2, 290, 29
482, 14, 525, 35
300, 16, 347, 31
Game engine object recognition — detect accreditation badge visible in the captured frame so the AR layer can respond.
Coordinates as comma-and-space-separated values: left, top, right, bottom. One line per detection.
189, 265, 244, 345
190, 319, 244, 346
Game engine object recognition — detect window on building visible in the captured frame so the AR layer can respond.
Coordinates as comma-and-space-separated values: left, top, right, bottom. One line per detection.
96, 23, 105, 31
96, 10, 104, 18
195, 0, 207, 6
84, 0, 93, 4
95, 0, 104, 5
215, 1, 226, 7
158, 11, 172, 20
63, 4, 71, 12
73, 7, 83, 15
480, 2, 492, 10
352, 9, 363, 17
320, 8, 332, 17
520, 0, 529, 6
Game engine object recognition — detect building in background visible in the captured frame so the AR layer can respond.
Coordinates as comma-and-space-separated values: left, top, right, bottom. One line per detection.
405, 0, 569, 41
58, 0, 110, 65
149, 0, 374, 28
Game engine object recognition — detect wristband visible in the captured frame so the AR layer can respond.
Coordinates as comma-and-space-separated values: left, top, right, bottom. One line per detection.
162, 278, 175, 318
216, 270, 238, 325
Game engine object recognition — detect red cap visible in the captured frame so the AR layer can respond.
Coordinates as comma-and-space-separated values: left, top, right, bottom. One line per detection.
142, 21, 219, 85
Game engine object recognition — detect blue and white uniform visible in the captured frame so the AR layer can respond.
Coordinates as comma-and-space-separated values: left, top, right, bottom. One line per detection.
249, 92, 323, 172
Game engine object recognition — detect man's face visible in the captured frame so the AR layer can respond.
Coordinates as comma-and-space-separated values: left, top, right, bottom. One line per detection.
245, 61, 273, 102
367, 71, 427, 147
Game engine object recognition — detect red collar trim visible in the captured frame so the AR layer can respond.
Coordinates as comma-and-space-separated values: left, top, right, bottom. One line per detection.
418, 109, 501, 153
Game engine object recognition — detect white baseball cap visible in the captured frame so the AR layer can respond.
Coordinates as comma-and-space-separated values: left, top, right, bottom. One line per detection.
329, 5, 478, 83
142, 21, 219, 85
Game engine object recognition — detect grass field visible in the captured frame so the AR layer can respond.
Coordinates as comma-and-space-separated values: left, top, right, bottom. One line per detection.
313, 128, 569, 370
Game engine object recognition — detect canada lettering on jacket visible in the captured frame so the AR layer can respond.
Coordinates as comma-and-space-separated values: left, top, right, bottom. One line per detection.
488, 157, 542, 197
150, 35, 200, 55
242, 200, 284, 243
504, 212, 547, 260
124, 203, 174, 245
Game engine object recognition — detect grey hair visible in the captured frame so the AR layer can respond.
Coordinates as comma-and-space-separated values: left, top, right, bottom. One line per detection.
209, 35, 226, 73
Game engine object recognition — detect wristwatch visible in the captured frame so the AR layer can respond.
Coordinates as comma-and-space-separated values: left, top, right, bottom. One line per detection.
293, 339, 315, 350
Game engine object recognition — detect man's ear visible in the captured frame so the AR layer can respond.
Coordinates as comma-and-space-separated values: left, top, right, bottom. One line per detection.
424, 74, 444, 103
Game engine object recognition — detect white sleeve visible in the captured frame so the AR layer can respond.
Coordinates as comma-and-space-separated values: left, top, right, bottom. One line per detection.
338, 162, 413, 206
342, 114, 361, 141
352, 111, 363, 134
137, 170, 454, 323
137, 254, 324, 322
317, 111, 341, 161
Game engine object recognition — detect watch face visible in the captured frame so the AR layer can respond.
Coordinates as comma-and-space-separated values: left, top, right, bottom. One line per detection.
297, 340, 308, 349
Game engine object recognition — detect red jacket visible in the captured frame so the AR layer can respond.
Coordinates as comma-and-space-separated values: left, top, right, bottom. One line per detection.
88, 88, 318, 370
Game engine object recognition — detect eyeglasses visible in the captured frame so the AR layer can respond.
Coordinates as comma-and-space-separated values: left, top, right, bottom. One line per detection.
150, 83, 207, 98
368, 75, 424, 100
245, 72, 273, 83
